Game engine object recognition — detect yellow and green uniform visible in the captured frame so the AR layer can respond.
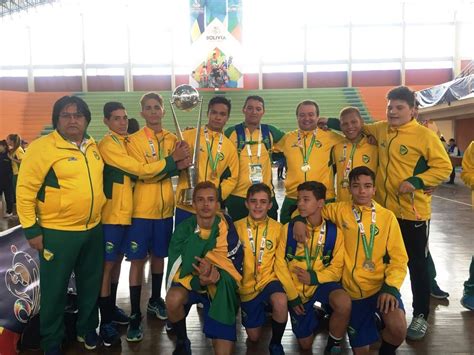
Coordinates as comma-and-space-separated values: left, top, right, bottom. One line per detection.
175, 126, 239, 214
98, 131, 176, 225
10, 146, 24, 175
274, 129, 344, 223
330, 135, 378, 202
461, 141, 474, 189
365, 120, 451, 220
323, 201, 408, 299
126, 127, 178, 220
167, 215, 242, 325
235, 216, 290, 302
279, 220, 344, 306
16, 130, 105, 351
17, 130, 106, 238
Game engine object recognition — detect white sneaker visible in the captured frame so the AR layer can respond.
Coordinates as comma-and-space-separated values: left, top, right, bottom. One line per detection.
4, 213, 13, 218
406, 314, 428, 340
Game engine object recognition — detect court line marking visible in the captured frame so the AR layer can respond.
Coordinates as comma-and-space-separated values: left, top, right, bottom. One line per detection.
432, 194, 473, 207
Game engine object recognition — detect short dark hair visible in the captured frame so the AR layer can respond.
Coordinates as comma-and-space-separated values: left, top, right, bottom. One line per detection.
140, 92, 164, 110
193, 181, 218, 201
339, 106, 362, 120
127, 118, 140, 134
52, 96, 91, 129
297, 181, 326, 201
387, 86, 416, 108
246, 183, 272, 201
349, 166, 376, 184
208, 96, 231, 115
6, 134, 21, 151
296, 100, 319, 117
0, 140, 10, 153
103, 102, 125, 119
243, 95, 265, 110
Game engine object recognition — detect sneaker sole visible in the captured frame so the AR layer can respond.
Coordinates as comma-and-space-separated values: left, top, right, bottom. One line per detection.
460, 299, 474, 311
430, 293, 449, 299
112, 320, 130, 325
406, 333, 427, 341
147, 310, 168, 320
126, 335, 143, 342
103, 338, 121, 347
76, 336, 99, 350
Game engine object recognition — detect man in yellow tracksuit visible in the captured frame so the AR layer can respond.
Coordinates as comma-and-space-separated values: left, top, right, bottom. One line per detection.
6, 133, 25, 202
234, 183, 288, 354
329, 106, 378, 202
461, 141, 474, 310
323, 166, 408, 355
273, 100, 344, 224
97, 101, 190, 346
17, 96, 106, 353
166, 181, 243, 355
364, 86, 451, 340
124, 92, 190, 341
280, 181, 351, 353
224, 95, 285, 221
175, 96, 239, 225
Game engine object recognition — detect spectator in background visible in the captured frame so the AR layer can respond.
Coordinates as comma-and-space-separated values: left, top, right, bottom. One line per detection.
127, 118, 140, 134
6, 133, 24, 202
21, 139, 29, 151
447, 138, 461, 184
0, 140, 14, 217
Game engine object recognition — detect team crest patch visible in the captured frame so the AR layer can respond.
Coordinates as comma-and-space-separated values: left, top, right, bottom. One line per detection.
265, 240, 273, 250
315, 140, 322, 148
217, 152, 225, 161
342, 221, 349, 230
105, 242, 114, 254
374, 225, 379, 236
362, 154, 370, 164
93, 151, 101, 160
68, 157, 77, 161
130, 241, 139, 253
399, 145, 408, 155
380, 141, 386, 148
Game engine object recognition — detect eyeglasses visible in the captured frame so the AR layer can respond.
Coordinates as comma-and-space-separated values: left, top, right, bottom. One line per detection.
59, 112, 85, 119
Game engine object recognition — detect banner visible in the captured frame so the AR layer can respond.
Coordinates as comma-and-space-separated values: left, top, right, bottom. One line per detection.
189, 0, 243, 89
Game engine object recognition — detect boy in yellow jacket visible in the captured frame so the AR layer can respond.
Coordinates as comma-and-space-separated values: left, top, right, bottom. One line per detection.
461, 141, 474, 310
234, 183, 287, 354
175, 96, 239, 225
330, 107, 378, 202
98, 101, 190, 346
323, 166, 408, 355
166, 181, 243, 355
273, 100, 344, 224
224, 96, 285, 221
124, 93, 190, 342
364, 86, 451, 340
17, 96, 106, 353
281, 181, 351, 352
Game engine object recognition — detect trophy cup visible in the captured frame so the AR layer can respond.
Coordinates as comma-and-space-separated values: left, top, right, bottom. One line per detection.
169, 84, 203, 205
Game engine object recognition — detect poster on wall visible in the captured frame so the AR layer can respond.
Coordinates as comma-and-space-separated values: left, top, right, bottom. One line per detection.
189, 0, 243, 89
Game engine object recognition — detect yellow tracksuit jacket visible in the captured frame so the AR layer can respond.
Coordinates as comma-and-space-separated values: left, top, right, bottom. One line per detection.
365, 119, 451, 220
330, 135, 378, 202
224, 124, 285, 198
461, 141, 474, 189
126, 127, 178, 220
17, 130, 106, 239
10, 146, 25, 175
98, 132, 177, 225
279, 220, 344, 306
273, 129, 344, 200
176, 126, 239, 213
235, 216, 288, 302
323, 201, 408, 299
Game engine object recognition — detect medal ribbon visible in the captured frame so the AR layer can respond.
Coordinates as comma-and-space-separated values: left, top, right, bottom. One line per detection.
204, 126, 224, 176
304, 221, 326, 270
298, 129, 317, 167
246, 126, 262, 163
342, 143, 357, 183
352, 203, 376, 262
144, 127, 163, 160
246, 218, 269, 274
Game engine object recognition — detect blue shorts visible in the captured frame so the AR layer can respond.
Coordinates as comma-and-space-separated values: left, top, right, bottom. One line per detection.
174, 208, 194, 228
103, 224, 127, 262
289, 282, 342, 339
348, 292, 405, 348
241, 281, 285, 328
174, 285, 236, 342
124, 217, 173, 259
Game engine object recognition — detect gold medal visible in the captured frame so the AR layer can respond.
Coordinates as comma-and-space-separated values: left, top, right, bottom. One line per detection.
341, 179, 349, 188
301, 163, 311, 172
210, 170, 217, 179
363, 259, 375, 272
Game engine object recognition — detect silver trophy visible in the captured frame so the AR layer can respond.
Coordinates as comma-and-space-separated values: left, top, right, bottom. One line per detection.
169, 84, 203, 205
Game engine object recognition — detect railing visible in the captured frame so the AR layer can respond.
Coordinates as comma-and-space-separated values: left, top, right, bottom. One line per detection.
456, 60, 474, 79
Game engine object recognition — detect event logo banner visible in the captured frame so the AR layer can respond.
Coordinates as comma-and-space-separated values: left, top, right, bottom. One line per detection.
189, 0, 243, 89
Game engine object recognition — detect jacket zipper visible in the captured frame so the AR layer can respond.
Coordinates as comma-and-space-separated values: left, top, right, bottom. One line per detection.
351, 230, 364, 298
383, 130, 398, 207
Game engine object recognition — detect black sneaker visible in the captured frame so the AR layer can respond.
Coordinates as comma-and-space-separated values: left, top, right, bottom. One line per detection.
100, 323, 121, 347
112, 306, 130, 325
173, 338, 192, 355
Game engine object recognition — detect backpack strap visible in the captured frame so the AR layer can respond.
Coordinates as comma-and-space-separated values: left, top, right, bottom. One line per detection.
260, 124, 272, 152
285, 221, 298, 261
234, 123, 246, 154
322, 219, 337, 266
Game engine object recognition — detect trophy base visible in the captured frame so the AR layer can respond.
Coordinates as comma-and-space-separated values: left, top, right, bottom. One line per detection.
179, 188, 194, 206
